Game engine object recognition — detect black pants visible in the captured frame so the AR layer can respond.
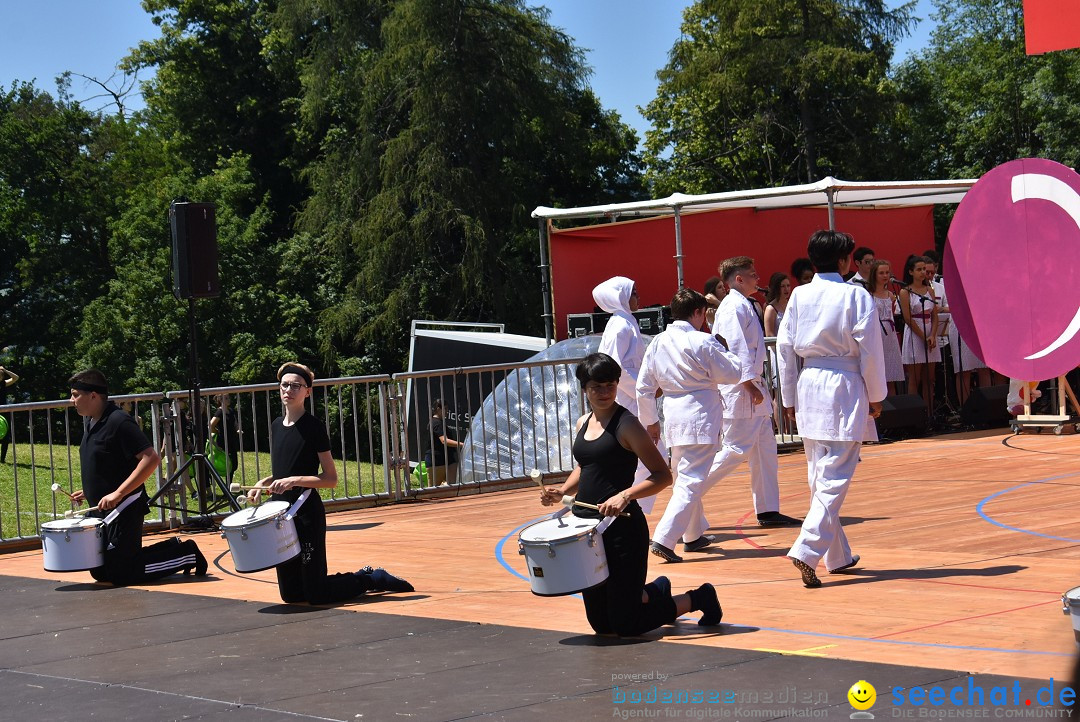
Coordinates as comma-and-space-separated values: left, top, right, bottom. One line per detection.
582, 510, 677, 636
275, 495, 365, 605
89, 500, 200, 586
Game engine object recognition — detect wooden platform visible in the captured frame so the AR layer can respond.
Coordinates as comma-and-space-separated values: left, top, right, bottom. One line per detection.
1, 428, 1078, 718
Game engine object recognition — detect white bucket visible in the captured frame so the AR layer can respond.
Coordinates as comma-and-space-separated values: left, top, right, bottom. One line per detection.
1061, 586, 1080, 647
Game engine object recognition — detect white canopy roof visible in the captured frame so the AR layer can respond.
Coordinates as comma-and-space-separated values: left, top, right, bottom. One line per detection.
532, 176, 977, 221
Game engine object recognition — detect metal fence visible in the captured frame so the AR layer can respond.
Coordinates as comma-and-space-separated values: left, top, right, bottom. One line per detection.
0, 340, 801, 547
0, 361, 587, 547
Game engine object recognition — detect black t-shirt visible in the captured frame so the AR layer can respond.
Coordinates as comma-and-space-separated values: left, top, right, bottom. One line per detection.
429, 417, 458, 464
270, 413, 330, 504
213, 408, 241, 455
79, 401, 153, 507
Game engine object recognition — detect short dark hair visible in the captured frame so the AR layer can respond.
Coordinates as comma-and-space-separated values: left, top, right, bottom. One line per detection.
766, 272, 789, 302
575, 353, 621, 388
922, 249, 940, 264
791, 257, 815, 281
69, 369, 109, 398
807, 230, 855, 272
669, 288, 708, 321
853, 246, 875, 263
718, 256, 754, 284
703, 276, 722, 297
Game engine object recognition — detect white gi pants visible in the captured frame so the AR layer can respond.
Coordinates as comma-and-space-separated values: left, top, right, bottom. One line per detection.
632, 436, 667, 514
787, 439, 860, 571
715, 416, 780, 515
653, 443, 715, 549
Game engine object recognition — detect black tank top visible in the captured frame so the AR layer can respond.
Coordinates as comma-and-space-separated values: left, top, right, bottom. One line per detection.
572, 405, 640, 518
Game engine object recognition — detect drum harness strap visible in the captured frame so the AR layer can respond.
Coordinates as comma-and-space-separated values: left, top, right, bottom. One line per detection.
102, 492, 143, 525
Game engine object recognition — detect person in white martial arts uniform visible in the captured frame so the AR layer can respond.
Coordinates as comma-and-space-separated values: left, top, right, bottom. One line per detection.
637, 288, 742, 563
706, 257, 801, 528
776, 230, 887, 588
592, 276, 666, 514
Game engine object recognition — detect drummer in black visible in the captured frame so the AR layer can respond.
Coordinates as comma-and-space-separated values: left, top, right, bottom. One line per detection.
68, 369, 207, 585
246, 363, 413, 604
539, 353, 722, 636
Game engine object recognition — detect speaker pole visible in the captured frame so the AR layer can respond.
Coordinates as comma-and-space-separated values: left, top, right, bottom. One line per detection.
148, 202, 238, 522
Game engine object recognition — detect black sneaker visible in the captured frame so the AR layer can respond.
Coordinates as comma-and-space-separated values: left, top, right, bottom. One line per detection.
683, 535, 716, 553
183, 541, 208, 577
357, 566, 414, 593
649, 541, 683, 563
757, 511, 802, 527
828, 554, 860, 574
689, 583, 723, 626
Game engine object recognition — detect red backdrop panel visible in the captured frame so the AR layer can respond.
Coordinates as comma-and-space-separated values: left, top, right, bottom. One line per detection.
549, 206, 934, 339
1023, 0, 1080, 55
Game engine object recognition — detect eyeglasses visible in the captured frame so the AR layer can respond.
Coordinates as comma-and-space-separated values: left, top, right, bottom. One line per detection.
280, 382, 307, 392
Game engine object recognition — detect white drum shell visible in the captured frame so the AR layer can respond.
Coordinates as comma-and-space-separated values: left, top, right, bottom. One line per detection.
41, 518, 105, 572
221, 501, 300, 573
518, 514, 608, 596
1062, 586, 1080, 647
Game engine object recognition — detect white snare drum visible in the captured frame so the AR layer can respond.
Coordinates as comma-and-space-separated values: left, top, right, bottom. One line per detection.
518, 513, 612, 596
220, 501, 299, 573
1062, 586, 1080, 647
41, 517, 105, 572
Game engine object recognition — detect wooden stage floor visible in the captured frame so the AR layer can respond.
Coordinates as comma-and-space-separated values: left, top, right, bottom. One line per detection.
1, 428, 1078, 719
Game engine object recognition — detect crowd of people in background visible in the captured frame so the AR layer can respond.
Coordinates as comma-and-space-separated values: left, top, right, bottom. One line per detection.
747, 245, 1005, 427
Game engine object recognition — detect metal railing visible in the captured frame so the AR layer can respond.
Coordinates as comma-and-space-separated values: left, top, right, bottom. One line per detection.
0, 342, 801, 547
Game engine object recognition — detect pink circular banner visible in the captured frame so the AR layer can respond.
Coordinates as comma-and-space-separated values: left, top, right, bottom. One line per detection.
946, 158, 1080, 381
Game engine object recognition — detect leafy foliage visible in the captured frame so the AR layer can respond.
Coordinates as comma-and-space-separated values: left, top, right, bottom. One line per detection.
642, 0, 915, 193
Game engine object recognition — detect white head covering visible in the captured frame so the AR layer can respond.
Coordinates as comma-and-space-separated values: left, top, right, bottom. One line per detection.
592, 276, 635, 320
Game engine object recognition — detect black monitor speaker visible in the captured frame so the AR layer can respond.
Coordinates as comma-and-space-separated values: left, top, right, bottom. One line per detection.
960, 384, 1011, 428
876, 394, 927, 432
171, 201, 220, 299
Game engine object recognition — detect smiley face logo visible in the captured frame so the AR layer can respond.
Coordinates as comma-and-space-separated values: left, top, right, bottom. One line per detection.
848, 680, 876, 711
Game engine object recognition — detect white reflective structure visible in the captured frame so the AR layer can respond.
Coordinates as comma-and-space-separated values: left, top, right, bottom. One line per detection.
458, 336, 600, 483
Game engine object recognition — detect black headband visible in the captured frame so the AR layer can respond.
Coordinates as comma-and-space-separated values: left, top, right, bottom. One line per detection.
279, 365, 312, 387
71, 381, 108, 394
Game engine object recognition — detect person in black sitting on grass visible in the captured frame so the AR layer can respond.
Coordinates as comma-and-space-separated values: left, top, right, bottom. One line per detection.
539, 353, 722, 636
247, 362, 413, 604
68, 369, 207, 585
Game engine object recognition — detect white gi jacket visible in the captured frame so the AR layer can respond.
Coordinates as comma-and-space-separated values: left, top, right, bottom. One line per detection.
776, 273, 887, 442
713, 289, 772, 419
592, 276, 646, 414
637, 320, 742, 447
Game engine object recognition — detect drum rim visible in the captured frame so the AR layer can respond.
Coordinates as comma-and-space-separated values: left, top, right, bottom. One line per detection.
518, 515, 600, 544
1064, 586, 1080, 605
220, 500, 292, 529
41, 518, 104, 531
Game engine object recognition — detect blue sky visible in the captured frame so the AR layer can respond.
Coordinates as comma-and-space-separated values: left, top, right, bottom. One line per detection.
0, 0, 935, 144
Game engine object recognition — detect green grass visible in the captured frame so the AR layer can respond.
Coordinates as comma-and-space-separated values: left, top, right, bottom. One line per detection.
0, 443, 387, 540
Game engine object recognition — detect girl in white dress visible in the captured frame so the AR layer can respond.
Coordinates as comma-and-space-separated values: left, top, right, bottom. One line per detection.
867, 261, 905, 395
900, 255, 940, 412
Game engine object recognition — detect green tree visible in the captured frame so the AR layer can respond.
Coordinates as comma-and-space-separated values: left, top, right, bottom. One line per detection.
75, 153, 315, 391
892, 0, 1080, 179
279, 0, 643, 370
643, 0, 915, 194
0, 81, 131, 401
125, 0, 307, 236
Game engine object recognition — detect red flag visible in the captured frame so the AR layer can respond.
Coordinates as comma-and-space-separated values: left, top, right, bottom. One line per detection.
1023, 0, 1080, 54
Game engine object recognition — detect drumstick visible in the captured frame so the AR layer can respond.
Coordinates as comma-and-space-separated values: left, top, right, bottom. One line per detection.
229, 483, 270, 494
530, 468, 544, 488
64, 505, 99, 518
560, 495, 630, 518
51, 483, 75, 500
